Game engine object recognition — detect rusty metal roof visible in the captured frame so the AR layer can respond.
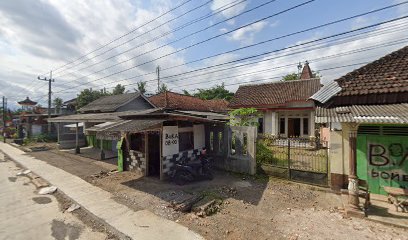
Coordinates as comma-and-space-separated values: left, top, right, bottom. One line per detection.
315, 103, 408, 123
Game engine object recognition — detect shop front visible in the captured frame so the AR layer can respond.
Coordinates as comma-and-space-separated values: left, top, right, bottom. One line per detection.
357, 126, 408, 195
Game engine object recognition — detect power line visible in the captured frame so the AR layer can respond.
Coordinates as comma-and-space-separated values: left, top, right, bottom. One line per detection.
167, 40, 408, 91
57, 0, 312, 84
103, 16, 408, 91
42, 0, 195, 76
54, 28, 408, 97
159, 24, 408, 87
39, 17, 408, 101
53, 1, 408, 92
53, 0, 247, 78
57, 0, 407, 81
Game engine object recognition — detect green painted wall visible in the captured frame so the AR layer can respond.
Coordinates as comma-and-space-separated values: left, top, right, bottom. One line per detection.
117, 137, 124, 172
357, 134, 408, 195
86, 135, 112, 151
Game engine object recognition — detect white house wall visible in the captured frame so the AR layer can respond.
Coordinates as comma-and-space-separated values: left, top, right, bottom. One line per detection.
328, 123, 351, 190
193, 124, 205, 149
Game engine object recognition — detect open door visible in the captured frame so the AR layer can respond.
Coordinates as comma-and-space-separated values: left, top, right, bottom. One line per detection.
147, 132, 160, 177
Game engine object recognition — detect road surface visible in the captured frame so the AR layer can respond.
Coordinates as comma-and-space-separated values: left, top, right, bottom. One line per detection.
0, 152, 107, 240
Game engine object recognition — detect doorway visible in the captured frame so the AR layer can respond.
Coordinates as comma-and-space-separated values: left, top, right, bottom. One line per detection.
147, 132, 160, 177
288, 118, 301, 137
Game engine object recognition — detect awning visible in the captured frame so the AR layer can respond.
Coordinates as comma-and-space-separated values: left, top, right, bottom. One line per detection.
85, 121, 125, 135
47, 108, 162, 123
95, 119, 164, 140
64, 123, 84, 128
315, 104, 408, 124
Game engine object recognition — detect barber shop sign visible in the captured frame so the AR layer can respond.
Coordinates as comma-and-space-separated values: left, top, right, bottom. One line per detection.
357, 135, 408, 195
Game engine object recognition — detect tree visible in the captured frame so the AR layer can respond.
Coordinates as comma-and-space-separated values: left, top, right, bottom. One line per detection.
193, 83, 234, 101
158, 83, 168, 93
53, 97, 63, 114
182, 89, 191, 96
282, 73, 299, 81
228, 108, 260, 126
76, 88, 109, 109
112, 84, 126, 95
135, 81, 147, 94
282, 71, 321, 81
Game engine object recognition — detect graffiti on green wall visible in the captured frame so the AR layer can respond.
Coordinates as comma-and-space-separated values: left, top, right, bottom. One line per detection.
357, 135, 408, 195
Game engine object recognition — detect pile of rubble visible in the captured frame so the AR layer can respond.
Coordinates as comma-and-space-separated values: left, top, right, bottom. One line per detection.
169, 194, 223, 217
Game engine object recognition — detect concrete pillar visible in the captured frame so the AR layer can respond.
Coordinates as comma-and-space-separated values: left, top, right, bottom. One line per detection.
100, 139, 105, 160
263, 111, 272, 134
310, 111, 315, 138
347, 123, 359, 209
271, 112, 278, 136
75, 122, 80, 154
57, 123, 60, 144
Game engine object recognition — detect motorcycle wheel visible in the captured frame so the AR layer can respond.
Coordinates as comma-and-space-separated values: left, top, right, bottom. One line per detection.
206, 171, 214, 180
174, 170, 193, 185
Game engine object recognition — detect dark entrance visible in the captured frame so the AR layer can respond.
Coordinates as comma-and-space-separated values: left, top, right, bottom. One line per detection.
148, 132, 160, 177
288, 118, 301, 137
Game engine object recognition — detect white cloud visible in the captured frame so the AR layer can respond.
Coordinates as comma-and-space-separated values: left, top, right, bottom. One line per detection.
228, 21, 268, 44
0, 0, 191, 108
210, 0, 248, 25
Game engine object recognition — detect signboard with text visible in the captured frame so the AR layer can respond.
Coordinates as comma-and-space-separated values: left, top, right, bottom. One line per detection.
357, 135, 408, 195
162, 126, 179, 157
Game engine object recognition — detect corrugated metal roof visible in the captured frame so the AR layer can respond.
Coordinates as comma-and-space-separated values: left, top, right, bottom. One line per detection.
48, 109, 162, 123
315, 104, 408, 123
310, 81, 341, 104
95, 120, 164, 140
85, 121, 125, 133
78, 92, 143, 113
172, 110, 229, 120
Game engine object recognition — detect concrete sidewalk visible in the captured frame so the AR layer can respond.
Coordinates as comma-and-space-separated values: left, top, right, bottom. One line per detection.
0, 142, 203, 240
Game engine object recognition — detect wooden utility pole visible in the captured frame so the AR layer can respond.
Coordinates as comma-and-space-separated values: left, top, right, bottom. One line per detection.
37, 71, 55, 134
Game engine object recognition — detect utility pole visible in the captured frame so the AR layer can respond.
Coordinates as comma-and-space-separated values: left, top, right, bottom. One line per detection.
37, 71, 55, 134
2, 96, 6, 143
156, 65, 161, 93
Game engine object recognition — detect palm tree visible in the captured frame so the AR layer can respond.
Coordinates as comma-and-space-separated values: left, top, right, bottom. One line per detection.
135, 81, 147, 94
53, 97, 63, 114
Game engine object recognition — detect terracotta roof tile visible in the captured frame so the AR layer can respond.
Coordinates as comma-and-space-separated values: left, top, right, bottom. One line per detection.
149, 91, 228, 112
229, 78, 321, 108
335, 45, 408, 97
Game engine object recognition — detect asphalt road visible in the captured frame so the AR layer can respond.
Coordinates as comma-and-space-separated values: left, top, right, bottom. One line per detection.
0, 152, 107, 240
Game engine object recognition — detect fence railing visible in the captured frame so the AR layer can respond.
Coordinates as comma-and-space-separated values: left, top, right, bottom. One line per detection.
257, 136, 329, 185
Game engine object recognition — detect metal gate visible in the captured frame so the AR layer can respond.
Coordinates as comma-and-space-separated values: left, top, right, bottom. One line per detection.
258, 137, 329, 186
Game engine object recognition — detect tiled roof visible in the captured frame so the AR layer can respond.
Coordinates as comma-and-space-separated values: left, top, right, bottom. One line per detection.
229, 78, 321, 108
18, 97, 37, 105
148, 91, 228, 112
315, 103, 408, 124
78, 92, 144, 113
300, 62, 313, 80
335, 45, 408, 97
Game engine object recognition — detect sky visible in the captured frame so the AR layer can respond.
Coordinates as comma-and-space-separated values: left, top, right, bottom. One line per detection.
0, 0, 407, 109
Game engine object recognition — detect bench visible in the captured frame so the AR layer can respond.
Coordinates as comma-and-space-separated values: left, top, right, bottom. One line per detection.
383, 186, 408, 212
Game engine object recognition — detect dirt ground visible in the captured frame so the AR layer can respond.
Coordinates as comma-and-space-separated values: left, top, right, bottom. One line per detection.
26, 148, 408, 240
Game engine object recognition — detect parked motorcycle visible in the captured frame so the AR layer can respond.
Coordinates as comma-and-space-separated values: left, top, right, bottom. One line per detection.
171, 148, 213, 185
